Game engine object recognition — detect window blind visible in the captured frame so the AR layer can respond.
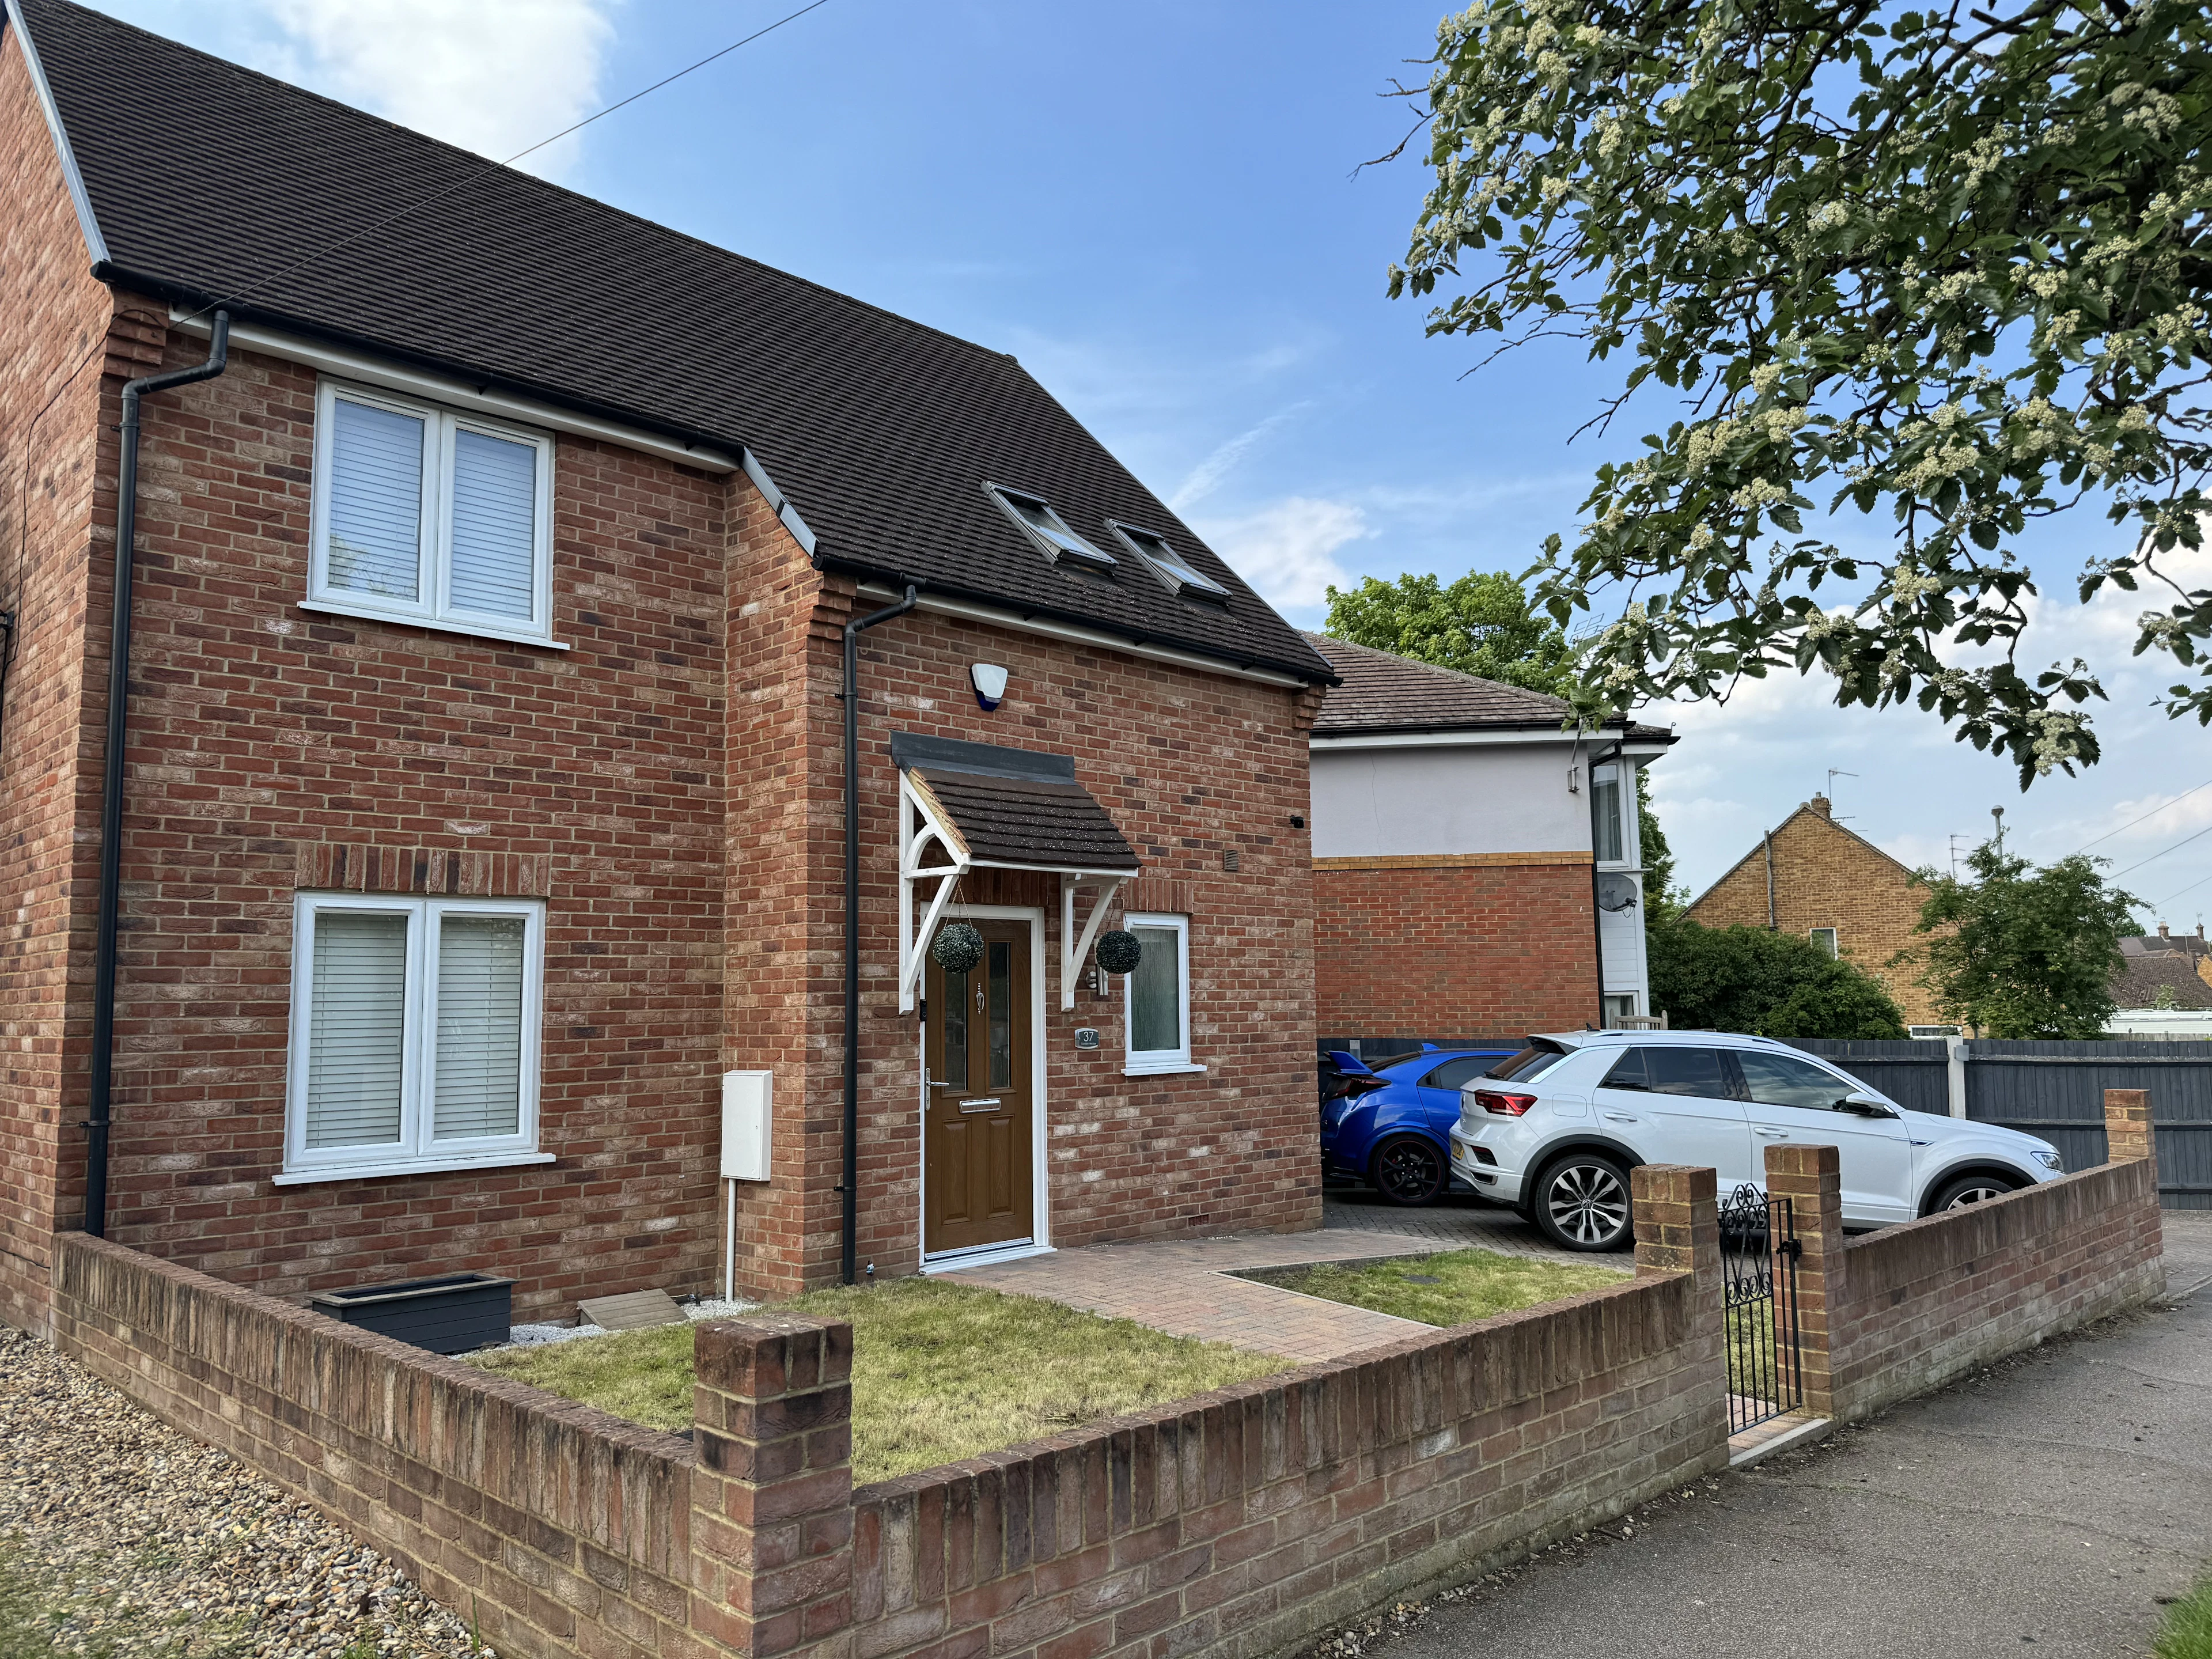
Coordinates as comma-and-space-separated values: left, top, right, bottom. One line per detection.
327, 397, 424, 601
432, 914, 526, 1140
1130, 925, 1182, 1054
448, 430, 537, 619
303, 911, 408, 1148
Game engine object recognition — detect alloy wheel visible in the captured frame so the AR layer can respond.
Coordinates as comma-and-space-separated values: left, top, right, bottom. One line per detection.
1545, 1161, 1629, 1246
1373, 1138, 1445, 1206
1944, 1181, 2009, 1209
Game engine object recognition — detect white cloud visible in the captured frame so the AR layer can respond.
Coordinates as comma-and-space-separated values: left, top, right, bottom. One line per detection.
252, 0, 617, 179
1169, 404, 1311, 513
1192, 496, 1373, 611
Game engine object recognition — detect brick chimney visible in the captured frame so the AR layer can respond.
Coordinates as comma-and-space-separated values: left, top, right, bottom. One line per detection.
1809, 794, 1832, 819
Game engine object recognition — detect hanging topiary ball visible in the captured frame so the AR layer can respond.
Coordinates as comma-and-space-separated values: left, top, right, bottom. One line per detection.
931, 921, 984, 975
1094, 929, 1143, 977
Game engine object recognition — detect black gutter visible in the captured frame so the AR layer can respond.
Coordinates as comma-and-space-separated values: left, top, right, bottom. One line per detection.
86, 312, 231, 1238
841, 585, 917, 1285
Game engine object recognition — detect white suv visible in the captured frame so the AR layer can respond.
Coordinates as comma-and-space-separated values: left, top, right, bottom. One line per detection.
1449, 1031, 2066, 1251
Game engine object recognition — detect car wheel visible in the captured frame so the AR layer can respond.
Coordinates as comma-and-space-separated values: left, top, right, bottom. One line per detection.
1928, 1171, 2021, 1213
1370, 1136, 1447, 1207
1532, 1153, 1634, 1252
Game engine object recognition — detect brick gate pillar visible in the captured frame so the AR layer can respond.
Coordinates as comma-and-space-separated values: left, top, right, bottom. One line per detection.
1763, 1143, 1843, 1420
691, 1313, 858, 1659
2105, 1088, 2155, 1166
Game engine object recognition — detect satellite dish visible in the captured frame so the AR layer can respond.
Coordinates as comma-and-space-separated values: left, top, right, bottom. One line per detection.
1597, 873, 1641, 914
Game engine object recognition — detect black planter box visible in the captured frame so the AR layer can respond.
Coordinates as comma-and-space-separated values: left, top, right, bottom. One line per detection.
309, 1271, 514, 1354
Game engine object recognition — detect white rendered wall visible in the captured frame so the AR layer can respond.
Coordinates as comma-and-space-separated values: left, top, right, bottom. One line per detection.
1308, 743, 1590, 859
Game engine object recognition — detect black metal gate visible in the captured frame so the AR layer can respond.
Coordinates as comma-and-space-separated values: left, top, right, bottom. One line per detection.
1718, 1184, 1804, 1433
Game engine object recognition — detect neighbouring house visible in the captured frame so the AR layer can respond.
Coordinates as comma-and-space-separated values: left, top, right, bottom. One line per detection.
1682, 794, 1942, 1026
2107, 926, 2212, 1036
1301, 634, 1676, 1054
0, 0, 1341, 1330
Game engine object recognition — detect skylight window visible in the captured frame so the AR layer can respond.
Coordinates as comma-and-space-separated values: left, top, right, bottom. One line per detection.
985, 483, 1118, 573
1106, 520, 1230, 603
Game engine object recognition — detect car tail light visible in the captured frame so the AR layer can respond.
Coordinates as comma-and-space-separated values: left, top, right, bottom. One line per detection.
1475, 1089, 1537, 1116
1323, 1075, 1387, 1104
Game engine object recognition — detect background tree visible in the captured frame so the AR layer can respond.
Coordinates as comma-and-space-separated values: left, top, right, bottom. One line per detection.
1323, 569, 1577, 694
1390, 1, 2212, 786
1647, 918, 1908, 1037
1902, 841, 2139, 1036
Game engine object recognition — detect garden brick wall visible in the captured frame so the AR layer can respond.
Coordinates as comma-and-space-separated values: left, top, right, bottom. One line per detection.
1683, 796, 1941, 1025
49, 1165, 1730, 1659
1313, 857, 1597, 1047
1763, 1088, 2166, 1423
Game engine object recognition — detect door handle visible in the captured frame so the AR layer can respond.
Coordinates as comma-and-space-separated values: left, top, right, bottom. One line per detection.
958, 1098, 1002, 1112
1755, 1127, 1789, 1138
1601, 1111, 1637, 1123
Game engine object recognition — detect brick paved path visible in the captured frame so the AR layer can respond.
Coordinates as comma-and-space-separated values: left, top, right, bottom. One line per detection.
945, 1195, 1593, 1363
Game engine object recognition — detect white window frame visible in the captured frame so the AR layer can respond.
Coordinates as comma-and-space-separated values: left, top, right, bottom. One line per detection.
1592, 762, 1637, 870
1122, 911, 1203, 1076
984, 481, 1119, 573
1810, 927, 1840, 959
1103, 519, 1229, 602
306, 379, 563, 650
278, 891, 552, 1185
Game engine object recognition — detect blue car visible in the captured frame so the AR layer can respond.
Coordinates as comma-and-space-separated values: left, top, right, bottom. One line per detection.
1320, 1046, 1516, 1206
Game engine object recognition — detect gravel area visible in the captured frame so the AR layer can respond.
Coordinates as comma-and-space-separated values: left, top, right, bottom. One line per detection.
0, 1327, 488, 1658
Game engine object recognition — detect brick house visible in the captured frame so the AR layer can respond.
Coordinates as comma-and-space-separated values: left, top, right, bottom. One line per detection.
1681, 794, 1942, 1026
1302, 634, 1675, 1052
0, 0, 1339, 1328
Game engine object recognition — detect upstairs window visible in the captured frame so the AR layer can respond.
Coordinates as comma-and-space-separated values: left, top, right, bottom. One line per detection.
985, 482, 1118, 573
1810, 927, 1839, 959
310, 381, 556, 645
1106, 520, 1229, 603
1592, 767, 1626, 864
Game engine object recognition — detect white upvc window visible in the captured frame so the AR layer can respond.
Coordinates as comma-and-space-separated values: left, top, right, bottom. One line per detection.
1123, 912, 1202, 1075
1592, 762, 1637, 869
308, 380, 560, 648
1810, 927, 1840, 959
280, 892, 550, 1184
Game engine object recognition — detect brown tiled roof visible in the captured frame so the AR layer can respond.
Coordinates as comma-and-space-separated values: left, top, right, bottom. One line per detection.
914, 772, 1140, 874
2112, 955, 2212, 1010
13, 0, 1332, 686
1303, 634, 1675, 740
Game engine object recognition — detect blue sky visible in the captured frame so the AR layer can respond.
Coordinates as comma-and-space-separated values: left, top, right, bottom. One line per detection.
86, 0, 2212, 917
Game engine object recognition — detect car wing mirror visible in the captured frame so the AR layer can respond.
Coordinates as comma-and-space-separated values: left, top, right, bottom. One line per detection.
1838, 1092, 1898, 1119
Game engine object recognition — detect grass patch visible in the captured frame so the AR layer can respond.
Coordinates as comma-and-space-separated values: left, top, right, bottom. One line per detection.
1240, 1248, 1629, 1327
468, 1279, 1289, 1484
2157, 1573, 2212, 1659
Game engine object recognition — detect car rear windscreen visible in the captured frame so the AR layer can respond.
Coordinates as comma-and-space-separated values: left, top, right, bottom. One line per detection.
1484, 1047, 1565, 1084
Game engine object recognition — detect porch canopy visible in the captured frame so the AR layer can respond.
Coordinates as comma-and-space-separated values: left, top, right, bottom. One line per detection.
890, 733, 1141, 1012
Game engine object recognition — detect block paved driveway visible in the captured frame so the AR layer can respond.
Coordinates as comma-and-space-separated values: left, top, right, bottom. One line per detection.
1374, 1210, 2212, 1659
944, 1192, 1594, 1363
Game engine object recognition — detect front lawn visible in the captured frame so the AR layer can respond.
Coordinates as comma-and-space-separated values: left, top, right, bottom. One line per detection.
467, 1279, 1289, 1484
1241, 1247, 1629, 1327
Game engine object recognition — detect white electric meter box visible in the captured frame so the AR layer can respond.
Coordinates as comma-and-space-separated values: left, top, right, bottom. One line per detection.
720, 1070, 773, 1181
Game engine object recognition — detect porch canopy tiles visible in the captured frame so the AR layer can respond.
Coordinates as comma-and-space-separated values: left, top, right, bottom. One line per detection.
890, 733, 1141, 1012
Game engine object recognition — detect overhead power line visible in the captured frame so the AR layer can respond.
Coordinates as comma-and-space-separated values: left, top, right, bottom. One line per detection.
179, 0, 836, 328
2075, 778, 2212, 855
2110, 820, 2212, 881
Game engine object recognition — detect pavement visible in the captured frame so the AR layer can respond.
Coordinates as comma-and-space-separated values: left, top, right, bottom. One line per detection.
943, 1192, 1592, 1363
1369, 1208, 2212, 1659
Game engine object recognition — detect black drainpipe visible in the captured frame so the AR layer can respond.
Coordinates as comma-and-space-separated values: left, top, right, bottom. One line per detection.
840, 584, 916, 1285
85, 312, 231, 1239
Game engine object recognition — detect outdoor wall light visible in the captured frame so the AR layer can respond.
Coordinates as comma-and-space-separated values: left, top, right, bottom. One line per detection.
970, 662, 1009, 711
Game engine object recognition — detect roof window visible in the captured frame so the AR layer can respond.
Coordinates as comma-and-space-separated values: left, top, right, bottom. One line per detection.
1107, 520, 1230, 603
986, 483, 1118, 573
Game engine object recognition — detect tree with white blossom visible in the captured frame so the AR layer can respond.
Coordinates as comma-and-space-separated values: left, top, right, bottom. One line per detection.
1389, 0, 2211, 785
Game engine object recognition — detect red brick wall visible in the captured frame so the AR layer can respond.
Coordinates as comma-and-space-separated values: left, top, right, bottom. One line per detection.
54, 1175, 1727, 1659
52, 1232, 698, 1659
0, 35, 161, 1330
1764, 1096, 2165, 1424
1314, 858, 1598, 1044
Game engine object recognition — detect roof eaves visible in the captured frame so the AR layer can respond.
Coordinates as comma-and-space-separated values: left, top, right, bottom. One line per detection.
831, 553, 1340, 687
5, 0, 107, 266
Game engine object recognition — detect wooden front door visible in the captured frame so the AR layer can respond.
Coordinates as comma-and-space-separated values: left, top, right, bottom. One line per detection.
923, 919, 1033, 1256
